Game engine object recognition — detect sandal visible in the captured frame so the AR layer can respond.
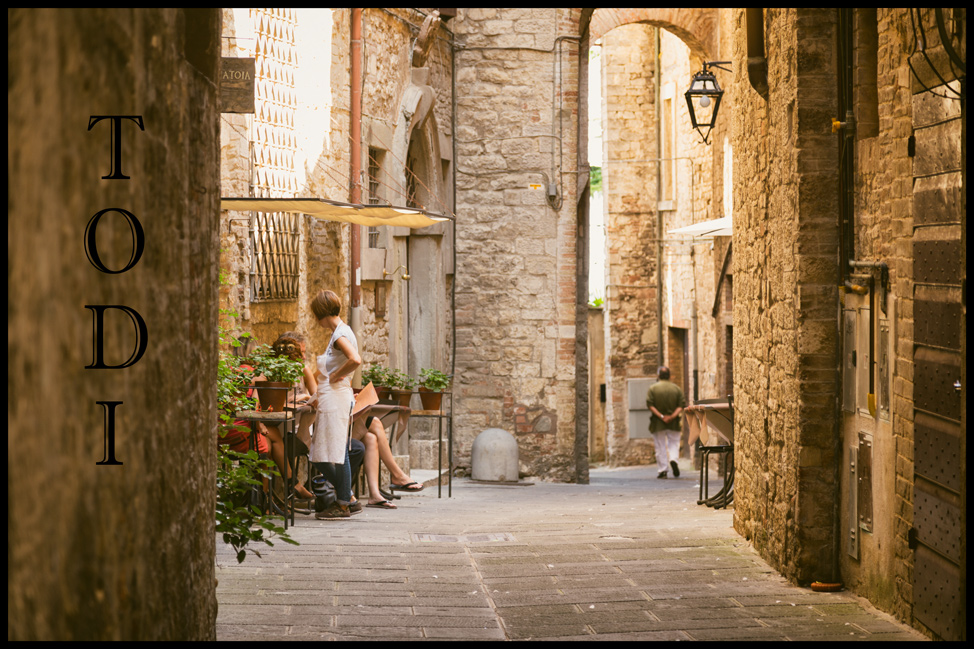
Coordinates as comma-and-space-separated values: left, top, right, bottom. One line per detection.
389, 481, 425, 493
379, 488, 400, 501
366, 500, 397, 509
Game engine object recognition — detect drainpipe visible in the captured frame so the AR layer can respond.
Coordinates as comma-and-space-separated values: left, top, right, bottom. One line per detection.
745, 8, 769, 99
350, 8, 363, 379
654, 27, 664, 368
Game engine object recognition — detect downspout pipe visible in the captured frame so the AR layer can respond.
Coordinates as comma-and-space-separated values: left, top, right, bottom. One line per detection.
350, 8, 363, 381
350, 8, 363, 290
746, 8, 769, 99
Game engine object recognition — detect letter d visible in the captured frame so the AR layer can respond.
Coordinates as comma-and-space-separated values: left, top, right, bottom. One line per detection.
85, 305, 149, 369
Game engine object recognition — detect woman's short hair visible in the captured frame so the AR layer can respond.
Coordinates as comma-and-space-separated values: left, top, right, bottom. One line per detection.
311, 290, 341, 320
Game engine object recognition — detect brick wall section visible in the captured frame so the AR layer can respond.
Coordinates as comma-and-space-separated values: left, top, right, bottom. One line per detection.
453, 8, 582, 480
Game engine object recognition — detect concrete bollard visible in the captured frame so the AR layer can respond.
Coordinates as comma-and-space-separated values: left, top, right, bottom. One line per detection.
471, 428, 519, 482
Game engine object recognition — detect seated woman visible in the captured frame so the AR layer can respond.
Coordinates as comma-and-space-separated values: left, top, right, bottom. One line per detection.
351, 413, 424, 508
258, 331, 317, 501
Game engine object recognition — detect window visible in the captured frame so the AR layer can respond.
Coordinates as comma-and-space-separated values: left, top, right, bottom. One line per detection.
660, 82, 676, 205
368, 147, 383, 248
251, 211, 299, 301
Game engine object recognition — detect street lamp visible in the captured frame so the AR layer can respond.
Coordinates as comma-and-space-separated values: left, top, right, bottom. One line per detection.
685, 61, 731, 144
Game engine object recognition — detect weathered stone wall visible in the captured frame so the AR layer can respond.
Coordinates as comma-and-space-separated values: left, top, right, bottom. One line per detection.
452, 8, 583, 481
9, 8, 220, 639
599, 22, 659, 465
731, 8, 840, 585
837, 8, 918, 618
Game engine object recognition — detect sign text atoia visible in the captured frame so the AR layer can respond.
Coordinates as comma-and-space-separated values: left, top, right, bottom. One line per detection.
86, 115, 148, 465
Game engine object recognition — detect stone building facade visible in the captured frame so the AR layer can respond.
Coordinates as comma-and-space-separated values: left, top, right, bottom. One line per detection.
730, 8, 966, 641
9, 8, 222, 640
219, 8, 457, 466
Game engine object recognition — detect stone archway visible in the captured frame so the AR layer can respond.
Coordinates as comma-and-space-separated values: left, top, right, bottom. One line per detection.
590, 8, 718, 61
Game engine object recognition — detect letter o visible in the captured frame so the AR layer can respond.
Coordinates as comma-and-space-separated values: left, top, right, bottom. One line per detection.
85, 208, 145, 274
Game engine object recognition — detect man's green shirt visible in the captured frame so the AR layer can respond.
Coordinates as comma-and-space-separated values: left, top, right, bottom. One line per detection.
646, 379, 686, 433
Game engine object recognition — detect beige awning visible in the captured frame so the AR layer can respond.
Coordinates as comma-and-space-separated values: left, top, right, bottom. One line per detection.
221, 197, 453, 229
667, 216, 732, 239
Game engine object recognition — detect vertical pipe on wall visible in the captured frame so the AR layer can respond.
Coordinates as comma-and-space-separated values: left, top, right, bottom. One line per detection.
745, 8, 769, 98
654, 26, 664, 369
349, 7, 363, 377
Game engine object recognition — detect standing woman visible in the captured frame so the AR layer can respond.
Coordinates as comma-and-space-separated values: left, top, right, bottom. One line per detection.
309, 290, 361, 519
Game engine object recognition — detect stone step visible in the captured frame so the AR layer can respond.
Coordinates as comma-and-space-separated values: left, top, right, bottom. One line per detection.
408, 438, 450, 471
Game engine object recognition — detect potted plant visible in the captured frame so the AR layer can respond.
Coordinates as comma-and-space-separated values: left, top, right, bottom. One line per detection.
389, 368, 416, 408
362, 363, 394, 401
248, 343, 305, 412
418, 368, 451, 411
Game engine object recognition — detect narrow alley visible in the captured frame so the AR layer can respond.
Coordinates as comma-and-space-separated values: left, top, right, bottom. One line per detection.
215, 465, 926, 641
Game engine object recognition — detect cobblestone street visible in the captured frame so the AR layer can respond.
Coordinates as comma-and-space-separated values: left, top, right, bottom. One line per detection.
215, 464, 928, 641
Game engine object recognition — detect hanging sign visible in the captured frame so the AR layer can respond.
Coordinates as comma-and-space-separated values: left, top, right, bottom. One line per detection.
220, 57, 255, 113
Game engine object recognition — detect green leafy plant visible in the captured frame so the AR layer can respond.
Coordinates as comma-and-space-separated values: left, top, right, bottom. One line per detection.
216, 267, 297, 562
418, 368, 451, 392
216, 445, 298, 563
390, 368, 416, 391
248, 343, 305, 384
361, 363, 393, 387
216, 348, 299, 562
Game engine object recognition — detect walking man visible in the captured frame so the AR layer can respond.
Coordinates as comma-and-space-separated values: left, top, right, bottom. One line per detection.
646, 366, 686, 479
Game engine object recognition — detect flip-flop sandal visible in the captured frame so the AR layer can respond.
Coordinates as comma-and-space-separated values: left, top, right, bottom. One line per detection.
365, 500, 397, 509
389, 481, 425, 492
379, 488, 401, 501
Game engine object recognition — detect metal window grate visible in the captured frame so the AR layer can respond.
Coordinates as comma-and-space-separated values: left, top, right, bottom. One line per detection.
368, 147, 381, 248
251, 211, 299, 300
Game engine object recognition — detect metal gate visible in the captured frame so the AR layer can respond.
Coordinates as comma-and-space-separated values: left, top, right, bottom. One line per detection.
909, 70, 965, 641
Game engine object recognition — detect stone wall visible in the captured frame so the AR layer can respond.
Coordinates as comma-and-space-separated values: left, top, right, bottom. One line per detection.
452, 8, 583, 481
731, 8, 840, 584
599, 22, 659, 465
9, 8, 221, 639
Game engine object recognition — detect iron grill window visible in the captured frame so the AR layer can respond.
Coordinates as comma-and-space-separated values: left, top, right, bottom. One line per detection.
368, 147, 381, 248
251, 211, 299, 301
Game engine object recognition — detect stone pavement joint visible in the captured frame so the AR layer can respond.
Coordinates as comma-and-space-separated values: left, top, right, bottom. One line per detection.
216, 464, 929, 641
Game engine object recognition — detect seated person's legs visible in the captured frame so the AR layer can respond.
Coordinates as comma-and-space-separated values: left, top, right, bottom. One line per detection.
263, 422, 314, 500
367, 416, 424, 491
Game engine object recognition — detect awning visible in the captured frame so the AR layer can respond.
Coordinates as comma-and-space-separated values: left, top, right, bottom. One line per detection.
666, 215, 732, 239
221, 197, 453, 229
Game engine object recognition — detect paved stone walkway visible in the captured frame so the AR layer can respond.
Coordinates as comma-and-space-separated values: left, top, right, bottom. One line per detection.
215, 464, 928, 641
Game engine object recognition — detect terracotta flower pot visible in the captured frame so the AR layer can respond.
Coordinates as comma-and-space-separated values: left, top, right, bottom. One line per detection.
376, 386, 395, 402
419, 387, 443, 411
254, 380, 290, 412
392, 388, 413, 409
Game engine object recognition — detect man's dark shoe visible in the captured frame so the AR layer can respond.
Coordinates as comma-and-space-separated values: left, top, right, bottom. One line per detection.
657, 471, 668, 479
315, 503, 350, 520
670, 460, 680, 478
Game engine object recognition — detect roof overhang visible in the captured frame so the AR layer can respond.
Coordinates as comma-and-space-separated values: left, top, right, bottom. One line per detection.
666, 215, 732, 239
221, 197, 453, 229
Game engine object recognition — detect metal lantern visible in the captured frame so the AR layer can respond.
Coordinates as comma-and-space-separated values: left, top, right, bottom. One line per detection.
685, 61, 731, 144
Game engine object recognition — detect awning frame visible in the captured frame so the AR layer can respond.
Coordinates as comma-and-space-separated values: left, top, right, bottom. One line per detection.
221, 196, 454, 229
666, 215, 732, 239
